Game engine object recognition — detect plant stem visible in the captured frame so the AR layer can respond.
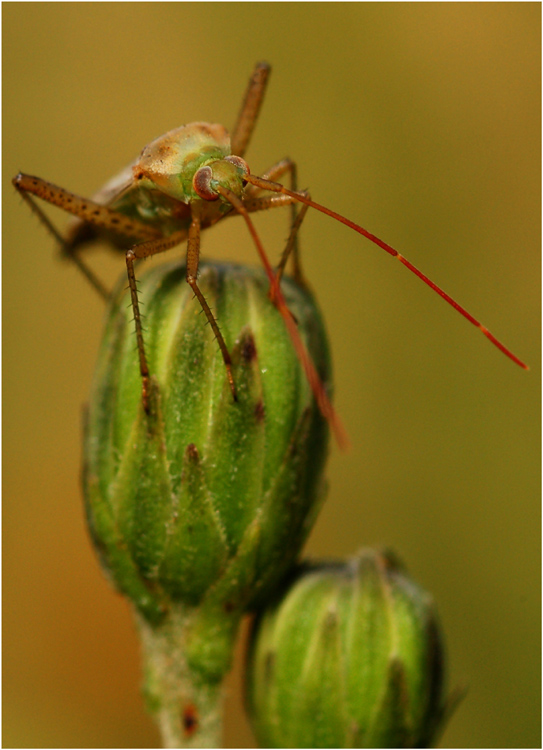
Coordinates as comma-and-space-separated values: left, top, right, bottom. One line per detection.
137, 606, 225, 748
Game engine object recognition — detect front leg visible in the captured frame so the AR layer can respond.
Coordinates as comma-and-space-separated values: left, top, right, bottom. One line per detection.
244, 158, 306, 284
186, 215, 237, 401
125, 230, 187, 411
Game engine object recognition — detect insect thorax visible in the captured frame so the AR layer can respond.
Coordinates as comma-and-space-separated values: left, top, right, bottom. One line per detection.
134, 122, 232, 204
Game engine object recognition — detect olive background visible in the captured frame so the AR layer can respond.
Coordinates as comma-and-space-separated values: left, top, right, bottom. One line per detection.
3, 4, 540, 748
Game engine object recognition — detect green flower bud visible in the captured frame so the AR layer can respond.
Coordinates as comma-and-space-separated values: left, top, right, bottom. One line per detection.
246, 549, 457, 748
82, 259, 330, 679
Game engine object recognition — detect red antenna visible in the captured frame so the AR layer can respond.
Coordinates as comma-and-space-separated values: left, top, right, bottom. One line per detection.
218, 185, 350, 450
244, 174, 528, 371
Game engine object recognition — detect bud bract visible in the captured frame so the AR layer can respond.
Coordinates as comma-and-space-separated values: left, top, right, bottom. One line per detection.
246, 549, 454, 748
82, 260, 330, 678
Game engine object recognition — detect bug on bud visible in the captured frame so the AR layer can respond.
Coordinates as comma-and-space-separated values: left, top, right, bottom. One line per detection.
82, 259, 331, 682
14, 62, 526, 450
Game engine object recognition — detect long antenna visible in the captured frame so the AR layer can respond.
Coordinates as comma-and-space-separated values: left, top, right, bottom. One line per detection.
244, 174, 528, 370
218, 185, 350, 450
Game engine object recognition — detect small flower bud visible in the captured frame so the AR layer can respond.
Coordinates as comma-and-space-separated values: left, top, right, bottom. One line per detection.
246, 549, 456, 748
82, 260, 330, 679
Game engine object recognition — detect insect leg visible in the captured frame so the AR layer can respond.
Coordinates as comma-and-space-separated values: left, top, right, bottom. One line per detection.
125, 229, 187, 411
217, 185, 349, 449
14, 186, 109, 298
186, 214, 237, 401
242, 193, 310, 295
13, 173, 162, 298
274, 204, 310, 287
244, 158, 305, 283
13, 174, 161, 241
230, 62, 271, 158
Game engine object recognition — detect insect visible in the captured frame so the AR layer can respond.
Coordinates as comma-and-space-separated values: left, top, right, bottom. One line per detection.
13, 62, 527, 447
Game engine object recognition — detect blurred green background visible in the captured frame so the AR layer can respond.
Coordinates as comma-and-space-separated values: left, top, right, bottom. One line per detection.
3, 4, 540, 748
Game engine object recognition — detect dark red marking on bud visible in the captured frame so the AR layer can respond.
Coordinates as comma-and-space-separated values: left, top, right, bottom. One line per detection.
182, 703, 199, 737
186, 443, 200, 462
242, 334, 257, 362
264, 651, 275, 684
254, 400, 265, 422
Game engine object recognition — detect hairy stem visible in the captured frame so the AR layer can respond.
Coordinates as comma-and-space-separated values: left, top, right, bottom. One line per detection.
136, 607, 226, 748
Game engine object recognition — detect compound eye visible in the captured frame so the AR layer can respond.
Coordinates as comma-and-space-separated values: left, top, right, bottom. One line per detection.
224, 155, 250, 178
193, 166, 219, 201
